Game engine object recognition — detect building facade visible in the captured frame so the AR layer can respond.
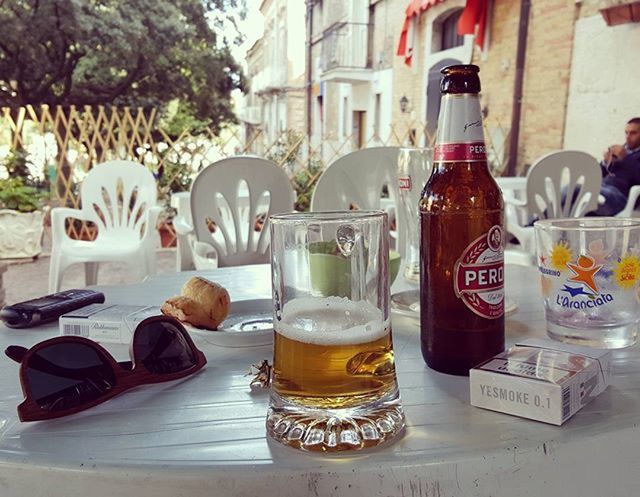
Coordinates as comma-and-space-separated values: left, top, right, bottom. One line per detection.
239, 0, 307, 151
306, 0, 640, 173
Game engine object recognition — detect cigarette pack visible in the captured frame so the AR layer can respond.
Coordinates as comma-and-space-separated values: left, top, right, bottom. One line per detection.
470, 338, 612, 425
59, 304, 160, 344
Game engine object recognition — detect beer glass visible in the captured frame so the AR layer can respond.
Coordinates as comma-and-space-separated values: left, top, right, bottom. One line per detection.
396, 147, 433, 283
534, 217, 640, 348
267, 211, 405, 452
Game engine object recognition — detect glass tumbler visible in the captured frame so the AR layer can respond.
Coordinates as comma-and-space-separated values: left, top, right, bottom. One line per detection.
267, 211, 405, 452
396, 147, 433, 283
534, 217, 640, 348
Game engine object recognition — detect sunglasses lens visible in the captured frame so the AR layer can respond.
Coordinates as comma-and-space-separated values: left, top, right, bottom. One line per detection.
25, 343, 116, 413
134, 320, 197, 374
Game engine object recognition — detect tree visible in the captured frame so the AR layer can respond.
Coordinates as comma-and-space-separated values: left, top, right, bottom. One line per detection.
0, 0, 246, 130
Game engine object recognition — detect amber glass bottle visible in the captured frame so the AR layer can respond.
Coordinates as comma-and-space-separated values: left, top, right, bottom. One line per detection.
419, 65, 505, 376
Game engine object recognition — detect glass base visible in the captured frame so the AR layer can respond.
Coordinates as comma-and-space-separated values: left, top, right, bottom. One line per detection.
547, 320, 639, 349
266, 391, 405, 452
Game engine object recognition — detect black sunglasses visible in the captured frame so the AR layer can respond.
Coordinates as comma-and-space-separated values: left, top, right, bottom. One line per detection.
6, 316, 206, 422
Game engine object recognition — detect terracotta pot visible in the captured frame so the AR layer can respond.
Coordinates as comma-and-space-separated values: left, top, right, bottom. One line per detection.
159, 221, 177, 248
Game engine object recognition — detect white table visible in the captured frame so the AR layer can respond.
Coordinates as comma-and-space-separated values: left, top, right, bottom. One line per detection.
0, 265, 639, 497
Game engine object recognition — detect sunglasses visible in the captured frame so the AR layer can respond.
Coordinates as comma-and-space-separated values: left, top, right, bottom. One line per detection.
5, 316, 206, 422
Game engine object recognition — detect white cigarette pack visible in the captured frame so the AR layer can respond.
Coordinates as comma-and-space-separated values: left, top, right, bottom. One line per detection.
470, 338, 612, 425
59, 304, 160, 344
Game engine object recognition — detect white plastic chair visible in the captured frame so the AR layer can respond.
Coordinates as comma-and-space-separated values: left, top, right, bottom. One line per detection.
48, 160, 162, 292
174, 157, 295, 269
504, 150, 601, 265
310, 147, 403, 252
614, 186, 640, 218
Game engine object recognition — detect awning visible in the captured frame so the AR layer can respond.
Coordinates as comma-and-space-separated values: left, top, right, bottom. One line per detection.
396, 0, 489, 67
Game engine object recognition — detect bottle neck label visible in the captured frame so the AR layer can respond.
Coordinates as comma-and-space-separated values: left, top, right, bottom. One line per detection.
434, 94, 487, 163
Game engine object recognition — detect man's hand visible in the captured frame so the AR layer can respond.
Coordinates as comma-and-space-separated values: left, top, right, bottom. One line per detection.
603, 145, 626, 167
609, 144, 626, 160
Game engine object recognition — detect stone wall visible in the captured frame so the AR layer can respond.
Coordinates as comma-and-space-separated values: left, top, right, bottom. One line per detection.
517, 0, 577, 171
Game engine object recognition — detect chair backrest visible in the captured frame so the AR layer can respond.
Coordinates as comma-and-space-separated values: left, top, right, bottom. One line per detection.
190, 156, 295, 267
525, 150, 601, 220
80, 160, 158, 239
311, 147, 403, 251
311, 147, 400, 212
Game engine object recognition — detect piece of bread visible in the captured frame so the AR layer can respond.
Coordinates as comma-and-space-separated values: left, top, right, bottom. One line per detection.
161, 296, 216, 330
161, 276, 230, 330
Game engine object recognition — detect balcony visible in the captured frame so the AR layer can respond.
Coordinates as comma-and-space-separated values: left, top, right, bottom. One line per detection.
253, 65, 288, 95
320, 22, 373, 84
238, 106, 262, 125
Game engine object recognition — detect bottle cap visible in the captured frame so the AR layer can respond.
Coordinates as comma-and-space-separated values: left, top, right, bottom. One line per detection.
440, 64, 481, 94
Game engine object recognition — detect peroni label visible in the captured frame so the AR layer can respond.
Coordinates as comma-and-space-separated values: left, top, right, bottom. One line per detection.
454, 225, 505, 319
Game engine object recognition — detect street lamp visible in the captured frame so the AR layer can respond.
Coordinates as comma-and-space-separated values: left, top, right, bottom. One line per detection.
399, 95, 409, 113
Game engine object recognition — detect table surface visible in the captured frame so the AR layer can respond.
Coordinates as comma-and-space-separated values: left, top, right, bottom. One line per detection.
0, 264, 639, 497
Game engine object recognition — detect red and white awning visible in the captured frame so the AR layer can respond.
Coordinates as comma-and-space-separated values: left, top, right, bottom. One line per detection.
396, 0, 489, 67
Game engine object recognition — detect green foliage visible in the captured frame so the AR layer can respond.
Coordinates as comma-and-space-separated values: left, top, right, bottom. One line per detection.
2, 149, 31, 179
159, 101, 211, 137
0, 0, 246, 132
266, 130, 324, 212
0, 149, 49, 212
0, 177, 43, 213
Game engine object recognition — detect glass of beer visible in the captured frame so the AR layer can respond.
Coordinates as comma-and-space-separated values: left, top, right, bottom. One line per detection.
267, 211, 405, 452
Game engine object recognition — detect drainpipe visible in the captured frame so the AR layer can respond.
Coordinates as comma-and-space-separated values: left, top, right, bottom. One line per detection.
305, 0, 313, 149
506, 0, 531, 176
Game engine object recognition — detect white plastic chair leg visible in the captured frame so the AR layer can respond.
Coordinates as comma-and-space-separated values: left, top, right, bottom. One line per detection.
48, 251, 68, 293
84, 262, 99, 287
144, 249, 157, 278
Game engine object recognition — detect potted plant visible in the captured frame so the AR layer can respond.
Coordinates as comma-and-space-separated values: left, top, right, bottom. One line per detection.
0, 176, 46, 259
0, 150, 47, 259
155, 154, 196, 248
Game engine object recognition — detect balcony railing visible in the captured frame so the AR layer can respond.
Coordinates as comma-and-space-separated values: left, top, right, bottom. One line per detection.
321, 22, 372, 73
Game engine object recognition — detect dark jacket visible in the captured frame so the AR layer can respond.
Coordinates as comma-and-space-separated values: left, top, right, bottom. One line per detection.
601, 148, 640, 197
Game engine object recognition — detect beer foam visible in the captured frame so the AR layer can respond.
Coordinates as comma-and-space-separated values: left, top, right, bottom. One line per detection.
277, 297, 388, 345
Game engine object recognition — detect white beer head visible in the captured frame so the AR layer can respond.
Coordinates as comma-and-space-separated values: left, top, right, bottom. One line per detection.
277, 297, 388, 346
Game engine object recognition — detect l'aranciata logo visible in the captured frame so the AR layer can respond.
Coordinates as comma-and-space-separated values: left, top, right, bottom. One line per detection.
556, 254, 614, 310
567, 255, 602, 294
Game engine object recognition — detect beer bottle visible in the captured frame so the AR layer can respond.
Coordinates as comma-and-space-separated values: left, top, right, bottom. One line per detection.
419, 64, 504, 376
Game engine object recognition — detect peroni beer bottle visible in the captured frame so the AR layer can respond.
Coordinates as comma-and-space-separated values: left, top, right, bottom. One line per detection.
419, 64, 505, 376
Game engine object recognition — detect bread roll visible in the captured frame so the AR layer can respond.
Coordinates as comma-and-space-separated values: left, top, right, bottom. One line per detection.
161, 276, 230, 330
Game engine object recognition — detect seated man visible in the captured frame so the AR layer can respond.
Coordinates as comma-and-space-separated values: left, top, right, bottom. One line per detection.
591, 117, 640, 216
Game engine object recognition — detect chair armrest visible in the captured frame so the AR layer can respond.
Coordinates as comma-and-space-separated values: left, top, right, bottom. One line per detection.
50, 207, 91, 243
145, 206, 163, 234
192, 241, 218, 270
502, 196, 527, 209
173, 215, 194, 236
617, 186, 640, 218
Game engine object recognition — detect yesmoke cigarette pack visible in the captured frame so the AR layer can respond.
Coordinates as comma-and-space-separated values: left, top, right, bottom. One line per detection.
470, 338, 612, 425
60, 304, 159, 344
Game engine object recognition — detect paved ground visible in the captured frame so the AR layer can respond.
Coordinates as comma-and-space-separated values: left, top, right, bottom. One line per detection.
3, 249, 178, 305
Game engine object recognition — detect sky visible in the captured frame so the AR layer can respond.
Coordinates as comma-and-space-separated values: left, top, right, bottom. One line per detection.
215, 2, 265, 71
212, 1, 265, 109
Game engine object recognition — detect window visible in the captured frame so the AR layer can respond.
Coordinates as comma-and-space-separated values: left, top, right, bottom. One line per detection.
440, 9, 464, 51
317, 95, 324, 121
